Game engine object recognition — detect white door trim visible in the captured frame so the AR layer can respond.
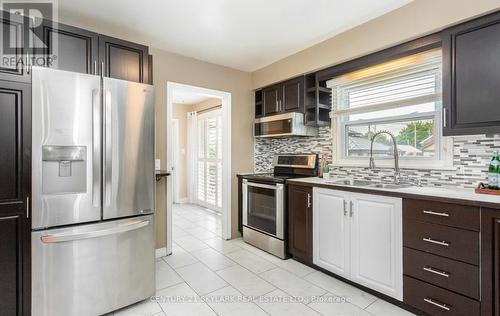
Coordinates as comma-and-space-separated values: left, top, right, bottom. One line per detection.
166, 82, 232, 255
172, 119, 180, 203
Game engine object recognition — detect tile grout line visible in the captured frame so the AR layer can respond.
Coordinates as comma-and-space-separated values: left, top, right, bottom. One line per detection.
364, 298, 378, 310
174, 205, 329, 313
173, 205, 323, 315
169, 204, 404, 315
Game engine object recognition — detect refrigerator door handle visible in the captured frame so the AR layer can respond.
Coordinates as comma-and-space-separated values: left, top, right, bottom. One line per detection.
92, 88, 101, 207
40, 219, 150, 243
104, 89, 112, 206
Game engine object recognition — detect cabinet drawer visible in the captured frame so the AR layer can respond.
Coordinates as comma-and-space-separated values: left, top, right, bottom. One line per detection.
404, 276, 479, 316
403, 199, 479, 231
403, 247, 479, 299
403, 220, 479, 265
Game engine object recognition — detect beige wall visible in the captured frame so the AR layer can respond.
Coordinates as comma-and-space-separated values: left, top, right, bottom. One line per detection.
58, 0, 500, 248
151, 50, 253, 247
173, 98, 222, 202
192, 98, 222, 112
57, 17, 254, 248
252, 0, 500, 89
172, 103, 190, 201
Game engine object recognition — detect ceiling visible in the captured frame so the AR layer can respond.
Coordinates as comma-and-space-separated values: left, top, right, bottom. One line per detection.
58, 0, 413, 72
172, 90, 213, 105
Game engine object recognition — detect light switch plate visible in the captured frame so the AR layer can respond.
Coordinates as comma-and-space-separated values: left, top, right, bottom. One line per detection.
155, 159, 161, 171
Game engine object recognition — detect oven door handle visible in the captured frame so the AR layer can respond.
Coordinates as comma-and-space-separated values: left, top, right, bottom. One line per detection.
244, 181, 280, 190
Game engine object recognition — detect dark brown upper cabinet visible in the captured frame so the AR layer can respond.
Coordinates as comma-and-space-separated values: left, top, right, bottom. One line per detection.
282, 76, 304, 112
261, 76, 305, 117
263, 84, 281, 115
0, 80, 31, 316
443, 11, 500, 135
148, 54, 153, 85
287, 184, 313, 264
0, 12, 32, 83
99, 35, 149, 83
33, 19, 98, 75
30, 20, 150, 83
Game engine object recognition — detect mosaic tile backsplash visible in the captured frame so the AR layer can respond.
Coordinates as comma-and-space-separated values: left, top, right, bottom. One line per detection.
254, 126, 500, 189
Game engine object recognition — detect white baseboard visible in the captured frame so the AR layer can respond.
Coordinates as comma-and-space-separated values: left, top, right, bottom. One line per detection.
155, 247, 167, 258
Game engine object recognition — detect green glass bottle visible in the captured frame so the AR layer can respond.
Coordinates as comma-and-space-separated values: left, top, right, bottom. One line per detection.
488, 150, 500, 190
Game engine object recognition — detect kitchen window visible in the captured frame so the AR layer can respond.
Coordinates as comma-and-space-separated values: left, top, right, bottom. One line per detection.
327, 48, 453, 169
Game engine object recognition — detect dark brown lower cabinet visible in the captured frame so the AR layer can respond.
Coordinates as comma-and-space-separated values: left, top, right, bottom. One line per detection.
0, 216, 30, 316
481, 208, 500, 316
0, 79, 31, 316
404, 276, 480, 316
287, 184, 312, 264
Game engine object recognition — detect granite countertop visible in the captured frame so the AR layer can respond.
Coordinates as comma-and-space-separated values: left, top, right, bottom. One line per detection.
288, 176, 500, 208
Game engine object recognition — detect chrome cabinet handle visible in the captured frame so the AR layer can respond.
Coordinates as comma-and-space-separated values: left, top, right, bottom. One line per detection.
423, 210, 449, 217
26, 196, 29, 219
423, 266, 450, 278
423, 237, 450, 247
443, 107, 447, 128
101, 61, 105, 77
307, 193, 311, 208
343, 200, 347, 216
94, 60, 97, 75
349, 201, 354, 217
424, 297, 451, 311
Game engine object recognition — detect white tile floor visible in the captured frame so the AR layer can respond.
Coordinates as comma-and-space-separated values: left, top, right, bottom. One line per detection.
112, 203, 416, 316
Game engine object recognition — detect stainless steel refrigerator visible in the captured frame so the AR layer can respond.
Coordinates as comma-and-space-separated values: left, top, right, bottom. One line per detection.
30, 67, 155, 316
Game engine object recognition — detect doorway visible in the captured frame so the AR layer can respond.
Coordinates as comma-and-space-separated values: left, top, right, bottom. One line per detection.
166, 82, 231, 255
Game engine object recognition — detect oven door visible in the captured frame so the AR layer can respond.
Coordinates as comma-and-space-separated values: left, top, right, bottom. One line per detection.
242, 179, 284, 239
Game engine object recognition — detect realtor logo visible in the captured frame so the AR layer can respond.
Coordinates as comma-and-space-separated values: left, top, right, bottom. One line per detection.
0, 0, 58, 69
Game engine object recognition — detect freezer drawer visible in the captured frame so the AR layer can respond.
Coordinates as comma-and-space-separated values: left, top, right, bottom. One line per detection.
32, 215, 155, 316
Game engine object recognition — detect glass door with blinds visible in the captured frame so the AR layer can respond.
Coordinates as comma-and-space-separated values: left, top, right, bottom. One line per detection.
197, 109, 223, 212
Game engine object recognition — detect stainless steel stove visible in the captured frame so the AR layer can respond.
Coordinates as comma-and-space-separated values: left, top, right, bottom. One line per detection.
240, 154, 318, 258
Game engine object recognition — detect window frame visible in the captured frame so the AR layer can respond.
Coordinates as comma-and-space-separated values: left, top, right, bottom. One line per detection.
196, 109, 223, 211
328, 50, 454, 170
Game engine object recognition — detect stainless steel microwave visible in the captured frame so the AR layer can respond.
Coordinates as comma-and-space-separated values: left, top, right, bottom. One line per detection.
254, 112, 318, 138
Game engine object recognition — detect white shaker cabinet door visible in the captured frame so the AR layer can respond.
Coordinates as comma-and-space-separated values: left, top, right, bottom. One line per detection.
313, 187, 350, 278
349, 192, 403, 300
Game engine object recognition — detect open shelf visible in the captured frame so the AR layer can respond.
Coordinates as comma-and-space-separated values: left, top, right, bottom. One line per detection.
303, 74, 331, 127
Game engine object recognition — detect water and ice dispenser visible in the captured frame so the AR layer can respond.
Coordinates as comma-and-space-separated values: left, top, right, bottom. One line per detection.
42, 145, 87, 194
